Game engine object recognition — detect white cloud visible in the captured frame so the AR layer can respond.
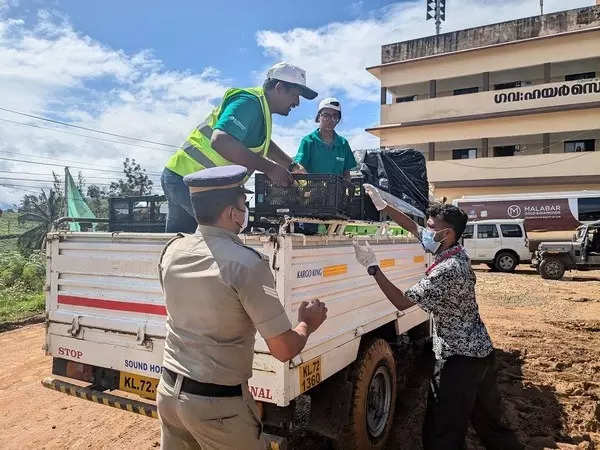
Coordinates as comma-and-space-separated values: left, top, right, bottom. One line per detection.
0, 8, 229, 205
256, 0, 594, 102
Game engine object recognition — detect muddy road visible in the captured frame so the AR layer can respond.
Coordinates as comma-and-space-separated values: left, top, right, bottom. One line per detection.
0, 266, 598, 449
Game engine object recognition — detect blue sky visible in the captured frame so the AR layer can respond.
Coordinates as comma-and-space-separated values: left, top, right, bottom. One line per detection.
0, 0, 594, 207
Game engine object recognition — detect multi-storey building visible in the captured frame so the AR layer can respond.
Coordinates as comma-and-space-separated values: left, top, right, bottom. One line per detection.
367, 4, 600, 202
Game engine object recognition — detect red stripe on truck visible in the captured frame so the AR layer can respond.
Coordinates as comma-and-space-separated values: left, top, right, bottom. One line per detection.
57, 295, 167, 316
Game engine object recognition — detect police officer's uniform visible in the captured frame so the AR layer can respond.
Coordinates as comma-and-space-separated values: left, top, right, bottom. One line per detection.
156, 166, 292, 450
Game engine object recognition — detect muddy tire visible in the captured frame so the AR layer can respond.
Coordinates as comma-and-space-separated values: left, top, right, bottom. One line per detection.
539, 257, 565, 280
494, 251, 518, 273
335, 338, 397, 450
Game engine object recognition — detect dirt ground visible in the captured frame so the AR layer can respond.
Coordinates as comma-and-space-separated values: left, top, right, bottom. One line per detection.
0, 265, 598, 450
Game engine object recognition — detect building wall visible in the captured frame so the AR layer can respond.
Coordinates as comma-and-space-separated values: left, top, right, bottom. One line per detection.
372, 30, 600, 89
381, 6, 600, 64
399, 130, 600, 161
374, 107, 600, 146
382, 79, 600, 125
434, 182, 600, 203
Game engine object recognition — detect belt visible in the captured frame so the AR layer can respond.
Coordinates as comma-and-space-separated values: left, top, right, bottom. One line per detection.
162, 368, 242, 397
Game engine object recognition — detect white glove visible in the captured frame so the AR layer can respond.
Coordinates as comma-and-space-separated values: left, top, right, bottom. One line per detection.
353, 241, 377, 268
364, 184, 387, 211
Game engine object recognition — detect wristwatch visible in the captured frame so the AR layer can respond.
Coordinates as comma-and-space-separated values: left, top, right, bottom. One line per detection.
367, 265, 379, 276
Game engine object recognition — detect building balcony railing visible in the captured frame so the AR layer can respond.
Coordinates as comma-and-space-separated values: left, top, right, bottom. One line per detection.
381, 78, 600, 125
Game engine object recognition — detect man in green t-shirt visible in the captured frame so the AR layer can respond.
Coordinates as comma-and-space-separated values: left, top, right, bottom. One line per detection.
290, 97, 357, 180
162, 62, 318, 233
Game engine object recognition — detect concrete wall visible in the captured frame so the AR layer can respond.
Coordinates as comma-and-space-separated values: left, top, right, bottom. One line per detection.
371, 30, 600, 88
372, 107, 600, 146
381, 79, 600, 125
434, 183, 600, 203
381, 6, 600, 64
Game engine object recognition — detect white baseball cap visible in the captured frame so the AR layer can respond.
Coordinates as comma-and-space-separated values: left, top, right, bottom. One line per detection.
266, 62, 318, 100
318, 97, 341, 113
316, 97, 341, 122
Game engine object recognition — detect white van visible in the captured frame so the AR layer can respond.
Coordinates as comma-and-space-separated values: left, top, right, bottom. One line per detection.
462, 219, 531, 272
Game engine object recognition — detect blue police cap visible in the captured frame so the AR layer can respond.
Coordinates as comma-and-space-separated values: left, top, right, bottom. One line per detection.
183, 165, 253, 194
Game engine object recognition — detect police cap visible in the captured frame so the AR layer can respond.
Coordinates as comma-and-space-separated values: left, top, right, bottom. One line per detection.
183, 165, 253, 194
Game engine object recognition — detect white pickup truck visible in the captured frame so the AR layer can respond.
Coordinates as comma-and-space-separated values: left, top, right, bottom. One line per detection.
42, 221, 430, 449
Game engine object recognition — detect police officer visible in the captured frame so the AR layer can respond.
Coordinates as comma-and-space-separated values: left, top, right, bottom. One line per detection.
156, 165, 327, 450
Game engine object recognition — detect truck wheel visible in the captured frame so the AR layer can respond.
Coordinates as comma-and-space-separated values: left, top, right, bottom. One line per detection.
494, 251, 518, 272
539, 257, 565, 280
337, 338, 397, 450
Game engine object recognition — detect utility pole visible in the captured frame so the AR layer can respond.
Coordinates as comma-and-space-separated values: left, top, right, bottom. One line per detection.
540, 0, 544, 15
426, 0, 446, 35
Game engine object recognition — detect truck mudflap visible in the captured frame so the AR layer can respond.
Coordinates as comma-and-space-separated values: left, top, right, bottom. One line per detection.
41, 376, 158, 418
42, 377, 288, 450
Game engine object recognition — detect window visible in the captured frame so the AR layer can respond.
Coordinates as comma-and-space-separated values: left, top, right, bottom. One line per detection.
462, 225, 474, 239
564, 139, 595, 153
452, 148, 477, 160
494, 81, 521, 90
477, 224, 499, 239
396, 95, 416, 103
453, 87, 479, 96
500, 224, 523, 238
578, 197, 600, 222
111, 200, 129, 222
132, 201, 150, 222
565, 72, 596, 82
493, 145, 517, 157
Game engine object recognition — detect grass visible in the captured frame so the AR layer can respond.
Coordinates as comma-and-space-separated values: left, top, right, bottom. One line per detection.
0, 246, 46, 327
0, 288, 45, 325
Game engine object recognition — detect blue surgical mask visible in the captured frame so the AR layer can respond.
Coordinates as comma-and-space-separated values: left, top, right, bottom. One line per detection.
421, 227, 448, 254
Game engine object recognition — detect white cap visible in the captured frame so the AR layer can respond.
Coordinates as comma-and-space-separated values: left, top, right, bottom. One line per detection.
266, 62, 318, 100
318, 97, 341, 113
316, 97, 341, 122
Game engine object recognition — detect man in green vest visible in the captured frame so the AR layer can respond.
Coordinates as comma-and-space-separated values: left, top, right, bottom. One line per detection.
162, 62, 318, 232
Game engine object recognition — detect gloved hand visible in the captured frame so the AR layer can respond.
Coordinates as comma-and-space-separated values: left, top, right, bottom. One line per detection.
364, 184, 387, 211
353, 241, 377, 268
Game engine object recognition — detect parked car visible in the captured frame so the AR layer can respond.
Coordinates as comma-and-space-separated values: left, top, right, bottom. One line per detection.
532, 221, 600, 280
462, 219, 531, 272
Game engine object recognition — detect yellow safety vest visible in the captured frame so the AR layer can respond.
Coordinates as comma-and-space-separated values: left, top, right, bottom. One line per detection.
165, 87, 272, 179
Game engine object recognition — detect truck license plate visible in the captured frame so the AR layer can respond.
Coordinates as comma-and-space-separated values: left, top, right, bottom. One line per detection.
119, 371, 159, 400
298, 356, 322, 394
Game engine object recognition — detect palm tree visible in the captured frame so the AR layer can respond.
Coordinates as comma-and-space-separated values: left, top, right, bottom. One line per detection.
17, 189, 63, 251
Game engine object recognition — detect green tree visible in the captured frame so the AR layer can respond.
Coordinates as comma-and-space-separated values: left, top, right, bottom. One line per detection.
17, 189, 63, 251
109, 158, 153, 197
86, 184, 109, 220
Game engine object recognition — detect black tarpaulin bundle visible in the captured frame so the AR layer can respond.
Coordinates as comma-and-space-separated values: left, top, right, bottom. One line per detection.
358, 148, 429, 214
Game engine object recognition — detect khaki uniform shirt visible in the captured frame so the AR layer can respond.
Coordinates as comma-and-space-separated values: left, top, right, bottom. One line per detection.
159, 225, 292, 386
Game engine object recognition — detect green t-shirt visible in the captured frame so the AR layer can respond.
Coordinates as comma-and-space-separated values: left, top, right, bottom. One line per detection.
213, 92, 265, 148
294, 129, 357, 175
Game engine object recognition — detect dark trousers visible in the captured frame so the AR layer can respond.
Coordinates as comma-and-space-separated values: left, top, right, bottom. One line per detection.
423, 351, 523, 450
161, 168, 197, 233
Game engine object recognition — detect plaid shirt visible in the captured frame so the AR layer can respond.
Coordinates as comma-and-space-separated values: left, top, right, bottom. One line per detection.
405, 241, 493, 360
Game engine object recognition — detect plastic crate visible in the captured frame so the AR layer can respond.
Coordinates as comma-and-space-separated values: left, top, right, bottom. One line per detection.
109, 195, 166, 233
254, 174, 353, 219
347, 176, 382, 222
